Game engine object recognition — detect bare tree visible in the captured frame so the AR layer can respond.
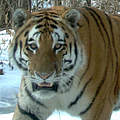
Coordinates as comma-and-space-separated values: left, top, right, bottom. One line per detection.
0, 0, 31, 31
54, 0, 62, 6
86, 0, 91, 6
0, 0, 120, 32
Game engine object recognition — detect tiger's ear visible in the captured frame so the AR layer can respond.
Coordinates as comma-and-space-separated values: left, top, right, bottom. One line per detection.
64, 9, 80, 28
13, 8, 30, 31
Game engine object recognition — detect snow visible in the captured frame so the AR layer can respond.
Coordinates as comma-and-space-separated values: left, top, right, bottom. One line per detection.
0, 113, 13, 120
1, 111, 119, 120
0, 67, 21, 114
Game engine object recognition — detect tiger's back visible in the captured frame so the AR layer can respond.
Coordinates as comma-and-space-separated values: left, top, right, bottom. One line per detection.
9, 6, 120, 120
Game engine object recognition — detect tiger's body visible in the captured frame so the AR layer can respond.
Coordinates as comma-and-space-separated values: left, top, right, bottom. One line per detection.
9, 6, 120, 120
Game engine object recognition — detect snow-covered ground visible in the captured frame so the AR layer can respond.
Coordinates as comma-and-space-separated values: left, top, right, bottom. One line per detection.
1, 111, 120, 120
0, 66, 21, 114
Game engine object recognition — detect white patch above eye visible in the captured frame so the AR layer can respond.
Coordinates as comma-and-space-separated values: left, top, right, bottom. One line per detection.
28, 25, 41, 48
29, 25, 39, 38
51, 27, 65, 49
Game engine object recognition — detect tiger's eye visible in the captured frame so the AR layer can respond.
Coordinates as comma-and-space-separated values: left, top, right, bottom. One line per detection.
30, 43, 38, 50
55, 44, 61, 49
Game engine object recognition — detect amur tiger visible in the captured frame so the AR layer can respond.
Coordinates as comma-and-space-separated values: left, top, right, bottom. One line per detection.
8, 6, 120, 120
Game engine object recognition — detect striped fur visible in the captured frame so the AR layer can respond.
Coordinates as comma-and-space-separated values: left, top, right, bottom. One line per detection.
9, 6, 120, 120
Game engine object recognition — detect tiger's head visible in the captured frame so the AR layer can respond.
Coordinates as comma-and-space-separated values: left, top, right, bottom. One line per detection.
9, 6, 85, 99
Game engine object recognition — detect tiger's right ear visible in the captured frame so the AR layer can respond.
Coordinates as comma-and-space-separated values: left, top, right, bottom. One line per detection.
64, 9, 80, 28
13, 9, 30, 31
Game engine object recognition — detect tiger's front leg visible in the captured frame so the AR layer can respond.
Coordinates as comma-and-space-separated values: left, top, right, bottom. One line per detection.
12, 104, 49, 120
13, 105, 33, 120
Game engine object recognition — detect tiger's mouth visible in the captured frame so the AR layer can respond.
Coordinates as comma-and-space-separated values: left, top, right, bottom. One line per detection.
32, 82, 58, 92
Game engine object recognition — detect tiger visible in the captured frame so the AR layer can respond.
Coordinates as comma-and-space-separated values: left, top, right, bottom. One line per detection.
8, 6, 120, 120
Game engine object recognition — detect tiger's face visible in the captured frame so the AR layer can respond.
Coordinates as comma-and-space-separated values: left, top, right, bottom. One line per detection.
10, 7, 83, 99
27, 25, 76, 96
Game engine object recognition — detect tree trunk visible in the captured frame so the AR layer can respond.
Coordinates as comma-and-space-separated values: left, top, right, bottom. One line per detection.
55, 0, 62, 6
86, 0, 91, 6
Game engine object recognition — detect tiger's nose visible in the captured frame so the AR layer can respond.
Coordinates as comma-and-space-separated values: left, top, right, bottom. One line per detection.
36, 72, 54, 80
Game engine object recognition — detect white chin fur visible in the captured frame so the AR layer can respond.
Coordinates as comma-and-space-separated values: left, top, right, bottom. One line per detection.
32, 90, 56, 100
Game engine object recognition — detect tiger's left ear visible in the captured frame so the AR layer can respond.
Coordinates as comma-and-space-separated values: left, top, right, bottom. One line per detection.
12, 8, 31, 31
64, 9, 80, 28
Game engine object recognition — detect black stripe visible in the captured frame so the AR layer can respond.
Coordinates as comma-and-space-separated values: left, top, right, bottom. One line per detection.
58, 39, 65, 42
69, 43, 72, 57
19, 40, 23, 61
20, 40, 22, 55
35, 24, 44, 29
88, 8, 110, 45
68, 77, 92, 108
24, 30, 29, 37
28, 38, 35, 42
25, 37, 28, 46
50, 15, 59, 18
50, 24, 57, 29
50, 19, 58, 25
18, 104, 40, 120
36, 18, 44, 23
85, 7, 106, 46
74, 41, 78, 65
35, 15, 44, 18
64, 59, 72, 63
48, 12, 58, 15
24, 51, 29, 57
13, 40, 18, 56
